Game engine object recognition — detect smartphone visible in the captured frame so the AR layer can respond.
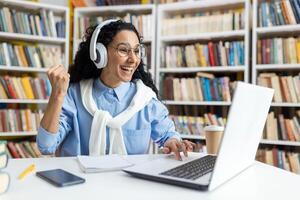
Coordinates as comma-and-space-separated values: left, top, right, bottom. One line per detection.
36, 169, 85, 187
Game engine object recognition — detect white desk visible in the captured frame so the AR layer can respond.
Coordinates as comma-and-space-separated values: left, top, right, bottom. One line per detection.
1, 153, 300, 200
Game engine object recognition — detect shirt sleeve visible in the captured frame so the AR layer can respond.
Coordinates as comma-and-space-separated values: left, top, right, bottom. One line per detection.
36, 87, 77, 154
150, 98, 181, 147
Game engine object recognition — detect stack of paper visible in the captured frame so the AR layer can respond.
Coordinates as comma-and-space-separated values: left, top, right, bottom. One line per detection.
77, 155, 134, 173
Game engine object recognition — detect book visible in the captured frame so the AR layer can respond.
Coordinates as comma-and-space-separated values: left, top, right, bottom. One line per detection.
0, 152, 8, 169
0, 172, 9, 194
77, 155, 134, 173
0, 141, 6, 154
7, 142, 21, 158
0, 140, 9, 194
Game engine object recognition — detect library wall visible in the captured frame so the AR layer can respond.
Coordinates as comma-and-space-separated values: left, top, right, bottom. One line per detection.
0, 0, 300, 174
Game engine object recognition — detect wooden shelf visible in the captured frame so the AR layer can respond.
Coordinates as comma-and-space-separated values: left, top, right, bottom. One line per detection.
159, 66, 246, 73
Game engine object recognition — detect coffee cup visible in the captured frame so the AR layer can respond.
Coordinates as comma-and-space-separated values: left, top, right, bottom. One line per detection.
204, 125, 224, 155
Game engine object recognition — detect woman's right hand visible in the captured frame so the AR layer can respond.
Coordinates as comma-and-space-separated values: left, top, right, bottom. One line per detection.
47, 65, 70, 99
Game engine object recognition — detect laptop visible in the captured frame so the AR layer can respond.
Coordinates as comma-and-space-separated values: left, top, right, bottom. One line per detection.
123, 82, 274, 191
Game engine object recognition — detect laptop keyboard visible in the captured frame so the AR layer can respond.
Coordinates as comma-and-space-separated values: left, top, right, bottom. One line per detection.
160, 155, 216, 180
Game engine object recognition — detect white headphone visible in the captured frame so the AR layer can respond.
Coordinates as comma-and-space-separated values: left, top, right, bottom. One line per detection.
90, 19, 118, 69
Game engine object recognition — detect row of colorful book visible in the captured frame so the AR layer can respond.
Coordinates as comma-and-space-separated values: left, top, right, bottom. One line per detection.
0, 75, 51, 100
170, 114, 226, 136
257, 37, 300, 64
0, 109, 43, 132
258, 0, 300, 27
256, 148, 300, 174
77, 14, 153, 40
257, 73, 300, 103
162, 73, 233, 102
161, 41, 244, 68
0, 7, 65, 38
6, 141, 44, 159
72, 0, 154, 7
263, 111, 300, 142
161, 8, 245, 36
71, 0, 184, 7
0, 42, 63, 68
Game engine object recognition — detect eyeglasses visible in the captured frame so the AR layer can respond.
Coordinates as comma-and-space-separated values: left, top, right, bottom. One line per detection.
111, 43, 146, 59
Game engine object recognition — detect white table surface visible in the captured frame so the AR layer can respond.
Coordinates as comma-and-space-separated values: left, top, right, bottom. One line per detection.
1, 153, 300, 200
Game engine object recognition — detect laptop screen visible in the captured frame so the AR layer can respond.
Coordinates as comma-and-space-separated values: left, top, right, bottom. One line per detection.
209, 82, 274, 191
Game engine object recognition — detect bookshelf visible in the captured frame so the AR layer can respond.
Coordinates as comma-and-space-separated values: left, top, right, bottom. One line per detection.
252, 0, 300, 143
0, 0, 69, 139
252, 0, 300, 173
73, 4, 156, 78
156, 0, 250, 138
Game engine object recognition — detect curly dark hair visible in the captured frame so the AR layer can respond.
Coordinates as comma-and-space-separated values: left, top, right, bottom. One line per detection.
68, 20, 159, 97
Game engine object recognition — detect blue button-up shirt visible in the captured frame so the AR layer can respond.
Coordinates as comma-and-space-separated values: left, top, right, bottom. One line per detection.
37, 78, 181, 156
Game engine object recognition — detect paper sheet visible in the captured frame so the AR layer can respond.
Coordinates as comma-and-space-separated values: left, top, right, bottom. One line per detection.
77, 155, 134, 173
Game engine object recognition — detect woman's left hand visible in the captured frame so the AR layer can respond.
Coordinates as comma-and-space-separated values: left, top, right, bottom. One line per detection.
162, 138, 196, 161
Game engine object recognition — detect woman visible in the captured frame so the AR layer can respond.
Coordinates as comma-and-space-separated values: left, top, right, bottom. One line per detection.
37, 20, 194, 160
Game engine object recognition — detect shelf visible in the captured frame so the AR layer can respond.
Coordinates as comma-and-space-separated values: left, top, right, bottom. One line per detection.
75, 4, 155, 14
255, 64, 300, 70
74, 38, 152, 44
0, 0, 68, 13
0, 131, 37, 137
256, 24, 300, 36
159, 66, 246, 73
163, 100, 231, 106
0, 32, 66, 44
156, 0, 250, 85
260, 139, 300, 147
0, 99, 48, 104
271, 103, 300, 107
158, 0, 246, 11
180, 135, 205, 140
160, 30, 245, 43
0, 66, 48, 73
180, 135, 300, 147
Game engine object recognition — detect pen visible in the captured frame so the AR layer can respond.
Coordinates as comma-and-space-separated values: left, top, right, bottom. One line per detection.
18, 164, 36, 180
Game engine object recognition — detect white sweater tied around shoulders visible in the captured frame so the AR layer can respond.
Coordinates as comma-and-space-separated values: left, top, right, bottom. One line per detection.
80, 79, 157, 156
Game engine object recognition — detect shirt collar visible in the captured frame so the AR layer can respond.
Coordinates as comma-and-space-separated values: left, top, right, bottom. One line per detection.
94, 78, 130, 101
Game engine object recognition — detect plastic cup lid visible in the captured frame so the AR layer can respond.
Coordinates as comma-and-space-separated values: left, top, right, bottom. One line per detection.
204, 125, 224, 132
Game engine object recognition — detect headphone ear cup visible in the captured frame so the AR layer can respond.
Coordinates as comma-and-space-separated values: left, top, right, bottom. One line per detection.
94, 43, 108, 69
